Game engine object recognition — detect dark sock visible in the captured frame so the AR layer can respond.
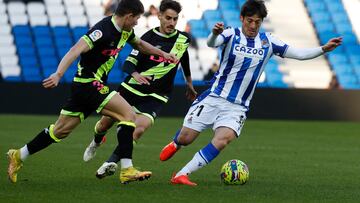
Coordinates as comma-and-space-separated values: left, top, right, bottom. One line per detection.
27, 125, 59, 155
94, 133, 105, 144
106, 122, 135, 163
107, 146, 121, 163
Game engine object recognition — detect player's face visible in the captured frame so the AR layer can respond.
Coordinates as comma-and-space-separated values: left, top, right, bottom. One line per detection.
240, 14, 263, 38
123, 14, 141, 31
158, 9, 179, 34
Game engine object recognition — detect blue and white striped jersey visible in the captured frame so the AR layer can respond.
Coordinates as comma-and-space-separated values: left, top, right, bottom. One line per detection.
210, 27, 288, 110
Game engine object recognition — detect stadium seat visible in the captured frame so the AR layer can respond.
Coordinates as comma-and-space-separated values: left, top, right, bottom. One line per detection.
55, 37, 73, 48
72, 26, 88, 41
52, 26, 71, 38
188, 19, 206, 31
203, 10, 222, 22
21, 63, 43, 81
35, 36, 53, 47
33, 26, 51, 37
13, 25, 31, 37
17, 47, 36, 57
38, 47, 57, 58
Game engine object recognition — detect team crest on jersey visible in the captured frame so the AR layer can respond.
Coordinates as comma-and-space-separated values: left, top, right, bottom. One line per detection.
175, 43, 183, 51
261, 39, 270, 48
234, 45, 265, 59
89, 30, 102, 42
122, 32, 129, 40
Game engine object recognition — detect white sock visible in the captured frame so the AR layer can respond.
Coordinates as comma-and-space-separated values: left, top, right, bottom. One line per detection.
20, 145, 30, 161
175, 152, 207, 177
120, 158, 133, 169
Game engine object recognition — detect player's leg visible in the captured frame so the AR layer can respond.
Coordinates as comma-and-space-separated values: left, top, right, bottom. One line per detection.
160, 93, 215, 161
160, 127, 200, 161
171, 127, 236, 186
7, 115, 81, 183
170, 97, 246, 186
132, 114, 152, 142
97, 93, 151, 183
83, 116, 114, 162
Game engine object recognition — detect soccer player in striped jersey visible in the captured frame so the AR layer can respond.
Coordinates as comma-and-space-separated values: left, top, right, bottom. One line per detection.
159, 0, 342, 186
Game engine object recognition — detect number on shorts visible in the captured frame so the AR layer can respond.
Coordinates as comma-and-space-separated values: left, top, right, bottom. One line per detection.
190, 105, 204, 117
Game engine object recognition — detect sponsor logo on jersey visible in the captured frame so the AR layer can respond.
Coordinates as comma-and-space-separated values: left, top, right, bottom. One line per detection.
149, 55, 178, 64
102, 48, 122, 56
89, 30, 103, 42
234, 45, 264, 59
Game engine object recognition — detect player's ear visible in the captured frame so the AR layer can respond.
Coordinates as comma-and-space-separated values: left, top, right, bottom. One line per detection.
240, 15, 244, 23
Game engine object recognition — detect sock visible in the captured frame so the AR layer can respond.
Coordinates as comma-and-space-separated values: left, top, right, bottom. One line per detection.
107, 145, 121, 163
176, 142, 220, 177
120, 158, 133, 169
106, 121, 135, 163
20, 145, 29, 161
27, 124, 60, 155
94, 121, 107, 144
172, 130, 181, 147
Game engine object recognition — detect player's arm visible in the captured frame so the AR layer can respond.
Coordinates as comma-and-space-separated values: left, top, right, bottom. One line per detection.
180, 50, 197, 101
130, 38, 178, 63
284, 37, 342, 60
207, 22, 225, 47
122, 52, 151, 85
42, 38, 90, 88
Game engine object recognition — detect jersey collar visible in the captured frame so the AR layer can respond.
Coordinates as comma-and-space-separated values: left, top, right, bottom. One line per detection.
111, 15, 122, 33
153, 27, 178, 38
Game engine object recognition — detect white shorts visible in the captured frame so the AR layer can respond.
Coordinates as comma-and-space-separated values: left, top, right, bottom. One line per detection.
183, 95, 247, 137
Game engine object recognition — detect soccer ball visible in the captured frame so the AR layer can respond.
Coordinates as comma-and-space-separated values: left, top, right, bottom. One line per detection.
220, 159, 249, 185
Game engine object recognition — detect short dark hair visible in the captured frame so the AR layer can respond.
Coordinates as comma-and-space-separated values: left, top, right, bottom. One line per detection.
115, 0, 144, 16
159, 0, 182, 14
240, 0, 268, 19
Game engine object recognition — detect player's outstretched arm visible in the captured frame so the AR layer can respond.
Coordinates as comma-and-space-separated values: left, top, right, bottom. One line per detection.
284, 37, 342, 61
43, 38, 90, 88
207, 22, 225, 47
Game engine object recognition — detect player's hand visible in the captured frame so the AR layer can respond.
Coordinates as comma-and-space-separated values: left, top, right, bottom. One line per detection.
185, 84, 197, 101
42, 72, 61, 88
131, 72, 151, 85
322, 37, 343, 52
212, 22, 224, 35
163, 52, 179, 64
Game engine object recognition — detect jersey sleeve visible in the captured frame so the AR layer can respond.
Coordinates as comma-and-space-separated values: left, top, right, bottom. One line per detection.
180, 50, 191, 77
220, 28, 235, 44
122, 31, 150, 74
268, 33, 289, 58
82, 22, 107, 50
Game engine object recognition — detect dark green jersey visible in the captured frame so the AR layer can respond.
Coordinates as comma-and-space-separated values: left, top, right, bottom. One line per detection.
75, 16, 138, 83
121, 27, 191, 103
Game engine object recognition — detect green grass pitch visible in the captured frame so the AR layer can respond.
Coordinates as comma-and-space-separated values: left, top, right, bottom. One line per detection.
0, 114, 359, 202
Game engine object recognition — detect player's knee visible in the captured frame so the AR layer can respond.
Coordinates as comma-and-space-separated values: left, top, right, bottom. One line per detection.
96, 119, 113, 133
213, 136, 233, 149
53, 124, 71, 139
123, 111, 136, 123
134, 126, 145, 139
